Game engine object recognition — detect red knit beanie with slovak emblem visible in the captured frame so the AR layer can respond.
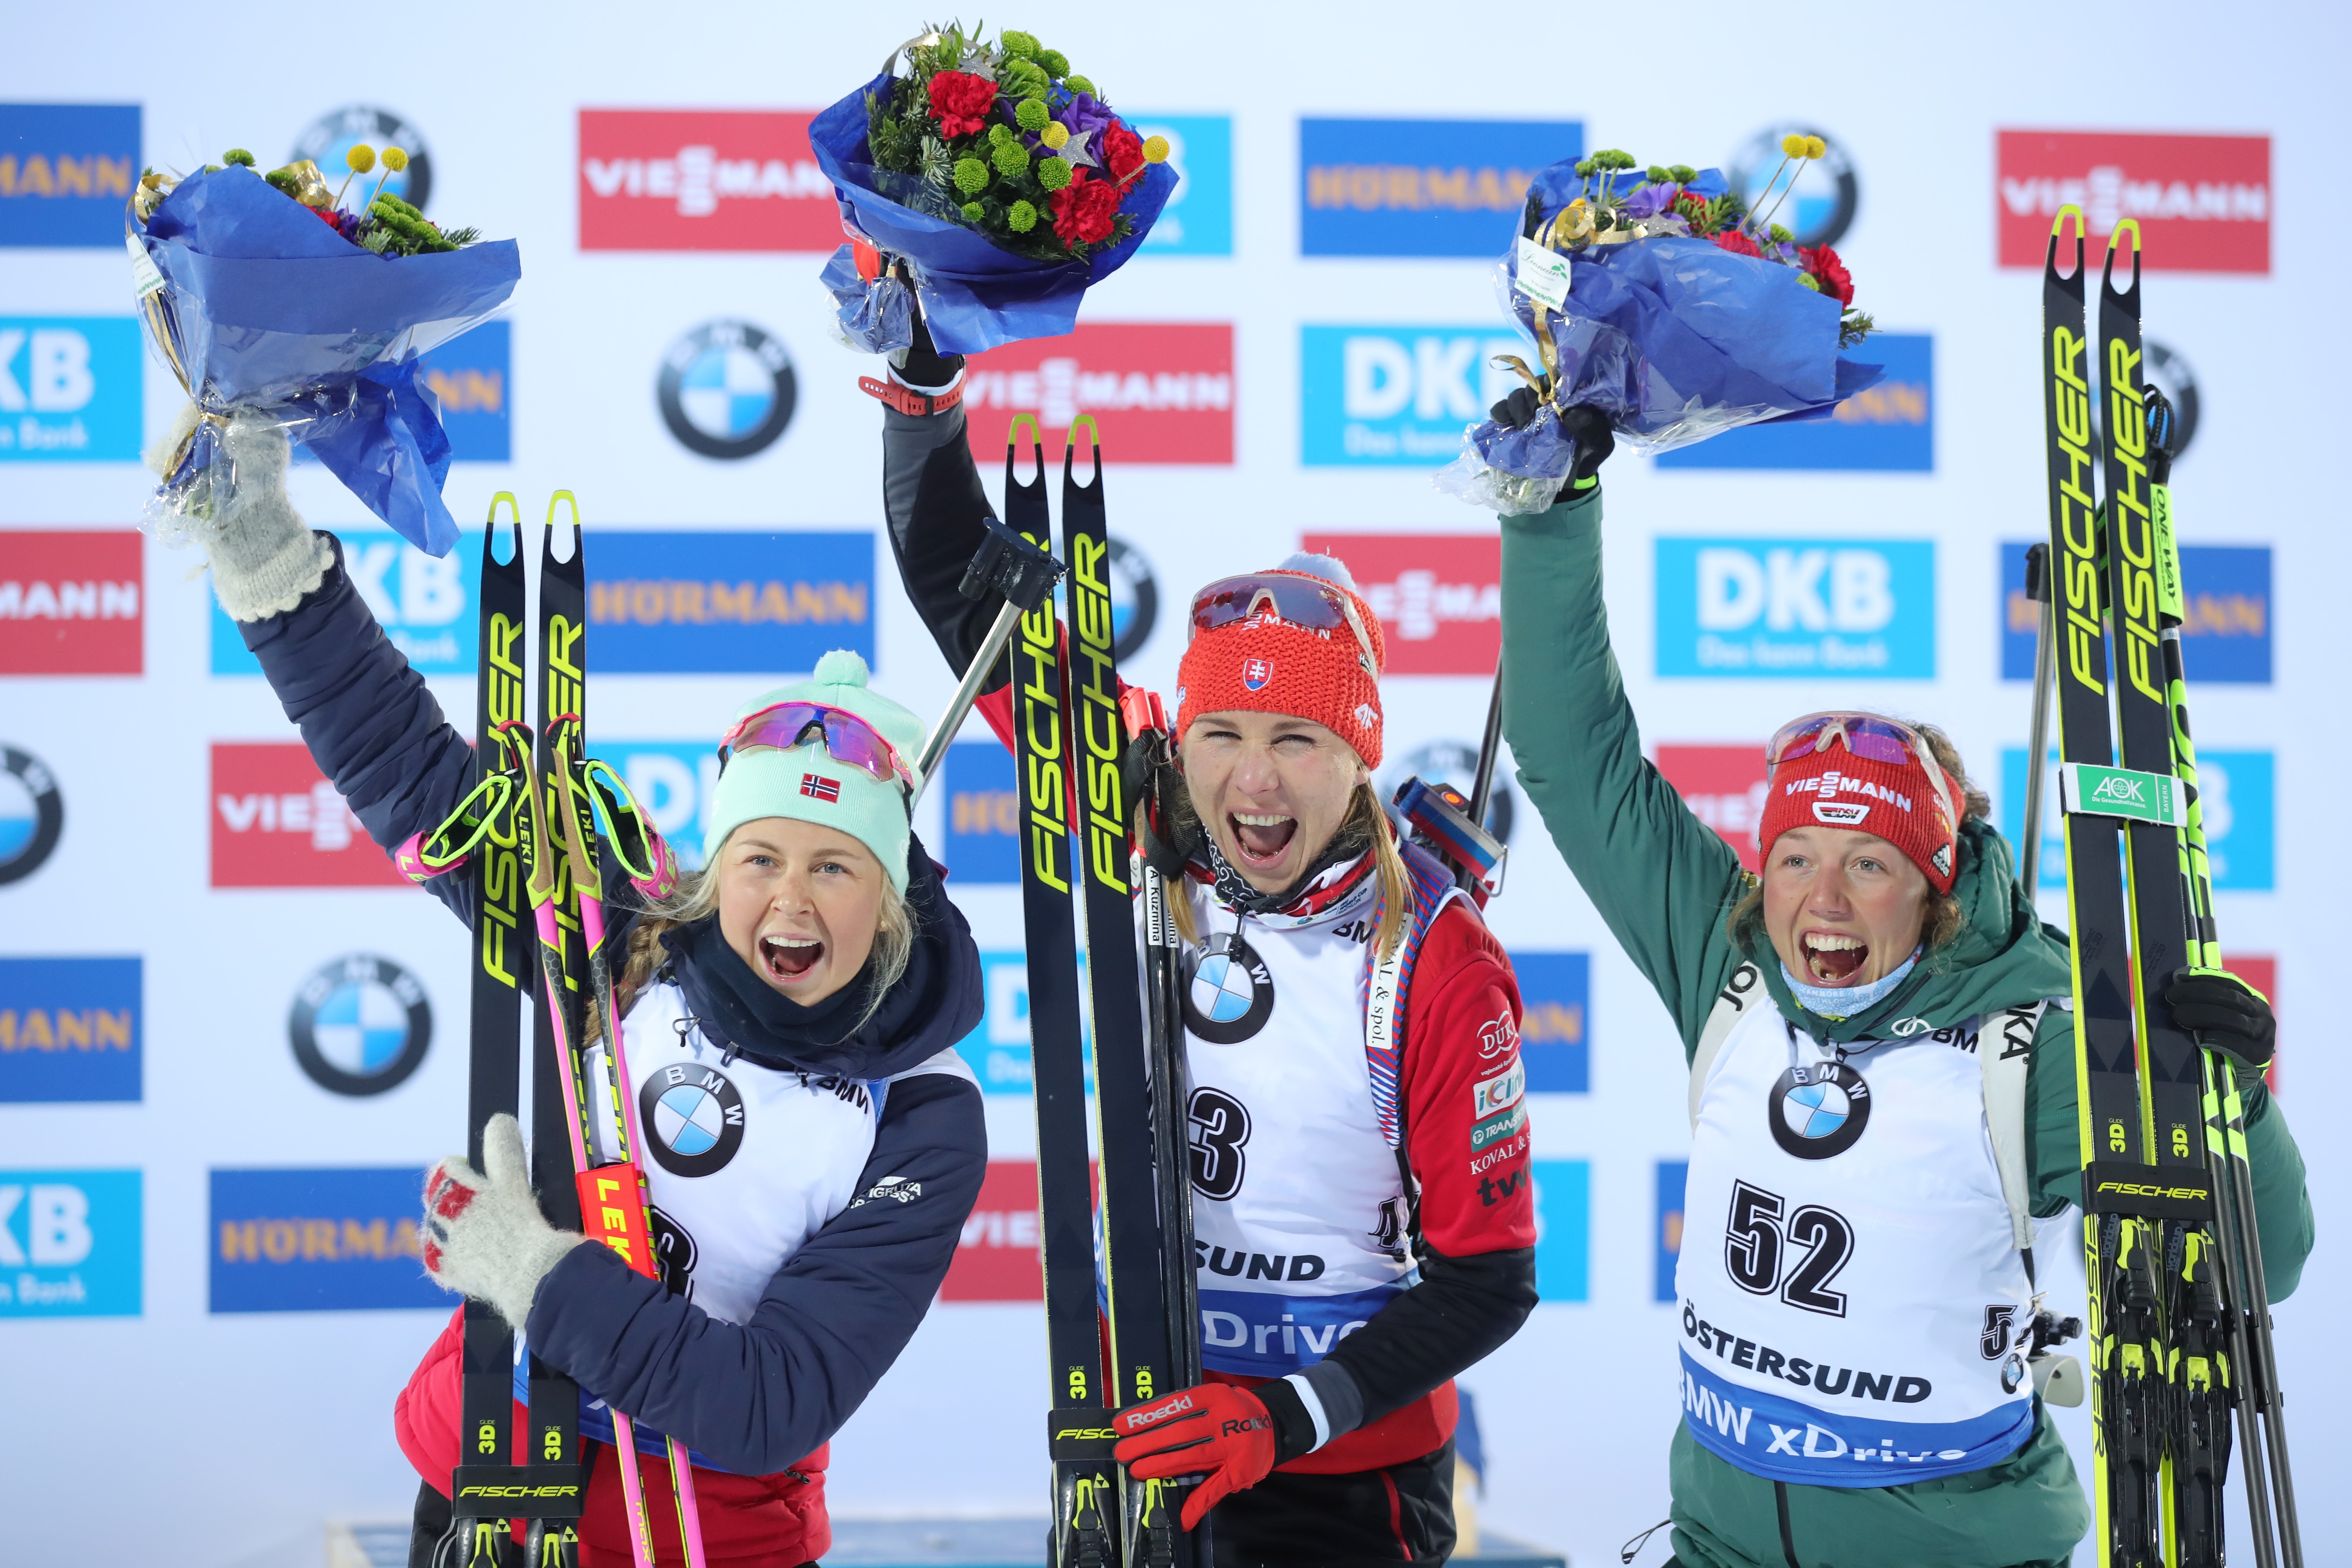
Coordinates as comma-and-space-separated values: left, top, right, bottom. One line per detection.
1174, 554, 1387, 769
1758, 744, 1961, 893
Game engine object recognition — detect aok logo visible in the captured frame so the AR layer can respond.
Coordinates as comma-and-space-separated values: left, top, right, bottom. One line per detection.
0, 318, 143, 461
210, 744, 403, 889
1996, 131, 2271, 274
1301, 327, 1525, 466
0, 530, 141, 674
1656, 539, 1935, 680
0, 957, 140, 1104
2006, 747, 2272, 893
0, 1170, 141, 1318
214, 527, 473, 676
579, 110, 838, 252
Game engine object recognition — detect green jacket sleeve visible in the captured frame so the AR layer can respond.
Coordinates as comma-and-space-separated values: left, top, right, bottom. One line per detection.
1500, 489, 1747, 1056
2026, 1006, 2314, 1299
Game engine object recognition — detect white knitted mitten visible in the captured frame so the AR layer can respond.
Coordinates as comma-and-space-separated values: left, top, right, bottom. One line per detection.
419, 1113, 588, 1332
145, 405, 334, 622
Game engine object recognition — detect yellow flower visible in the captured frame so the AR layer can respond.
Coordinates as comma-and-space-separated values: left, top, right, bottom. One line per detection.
346, 144, 376, 173
1142, 135, 1170, 164
1804, 135, 1827, 159
381, 147, 409, 173
1781, 133, 1808, 157
1040, 122, 1069, 150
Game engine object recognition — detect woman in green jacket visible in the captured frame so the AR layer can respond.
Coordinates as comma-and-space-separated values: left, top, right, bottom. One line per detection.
1494, 415, 2310, 1568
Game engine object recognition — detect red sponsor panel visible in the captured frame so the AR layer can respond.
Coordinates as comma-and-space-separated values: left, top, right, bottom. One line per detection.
961, 323, 1234, 465
2224, 954, 2278, 1093
1995, 131, 2270, 273
939, 1159, 1044, 1302
1656, 744, 1770, 873
0, 531, 141, 675
1298, 532, 1499, 677
578, 109, 840, 252
210, 744, 404, 889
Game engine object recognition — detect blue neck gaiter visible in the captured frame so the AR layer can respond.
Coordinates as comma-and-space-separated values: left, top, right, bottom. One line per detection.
1781, 947, 1923, 1023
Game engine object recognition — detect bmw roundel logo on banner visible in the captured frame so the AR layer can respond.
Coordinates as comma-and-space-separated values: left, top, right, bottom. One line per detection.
657, 320, 797, 460
1769, 1059, 1872, 1159
1183, 931, 1274, 1045
641, 1061, 747, 1177
1107, 536, 1158, 661
288, 954, 432, 1097
0, 744, 65, 886
1728, 124, 1859, 250
292, 106, 432, 211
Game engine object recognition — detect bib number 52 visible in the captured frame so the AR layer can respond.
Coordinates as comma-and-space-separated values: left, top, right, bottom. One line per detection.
1723, 1179, 1853, 1318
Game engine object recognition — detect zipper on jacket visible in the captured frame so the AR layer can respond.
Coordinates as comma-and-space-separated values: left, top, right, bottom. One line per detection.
1774, 1481, 1799, 1568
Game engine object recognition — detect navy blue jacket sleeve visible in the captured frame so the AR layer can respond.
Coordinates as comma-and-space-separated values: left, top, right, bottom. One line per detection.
524, 1069, 988, 1475
237, 534, 480, 924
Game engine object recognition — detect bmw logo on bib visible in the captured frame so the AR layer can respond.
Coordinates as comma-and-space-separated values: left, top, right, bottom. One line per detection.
640, 1061, 747, 1177
1183, 931, 1274, 1045
1769, 1059, 1871, 1159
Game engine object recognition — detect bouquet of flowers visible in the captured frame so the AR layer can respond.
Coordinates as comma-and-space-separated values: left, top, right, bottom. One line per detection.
129, 145, 520, 557
1437, 138, 1885, 515
812, 24, 1178, 355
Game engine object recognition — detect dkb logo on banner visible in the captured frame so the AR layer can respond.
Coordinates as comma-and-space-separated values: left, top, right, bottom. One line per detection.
953, 951, 1096, 1096
1532, 1160, 1590, 1303
1298, 119, 1581, 256
1301, 326, 1526, 466
0, 105, 140, 247
211, 745, 401, 888
1655, 538, 1935, 679
0, 957, 140, 1104
0, 317, 142, 461
1133, 115, 1232, 256
1657, 335, 1932, 472
1996, 131, 2270, 274
210, 1168, 443, 1312
1656, 746, 1770, 873
960, 324, 1233, 464
1998, 541, 2269, 685
2005, 747, 2274, 893
214, 527, 474, 677
595, 742, 721, 870
586, 531, 873, 672
0, 1170, 140, 1317
1508, 952, 1590, 1094
0, 530, 141, 674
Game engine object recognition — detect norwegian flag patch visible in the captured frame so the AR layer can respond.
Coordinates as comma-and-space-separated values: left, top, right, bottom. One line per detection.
1241, 658, 1274, 691
801, 773, 842, 803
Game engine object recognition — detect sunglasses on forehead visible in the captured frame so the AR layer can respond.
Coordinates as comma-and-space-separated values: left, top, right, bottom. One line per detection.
718, 702, 914, 796
1189, 572, 1378, 674
1766, 711, 1958, 828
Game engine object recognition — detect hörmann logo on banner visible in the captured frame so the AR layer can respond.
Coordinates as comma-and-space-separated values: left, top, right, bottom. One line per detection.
0, 957, 140, 1105
0, 1169, 140, 1317
1655, 1160, 1688, 1303
961, 324, 1234, 465
579, 110, 837, 252
1655, 538, 1935, 679
0, 531, 140, 674
1532, 1159, 1590, 1302
1509, 952, 1590, 1094
1658, 334, 1932, 473
2000, 540, 2269, 685
1656, 745, 1770, 873
2006, 746, 2275, 893
211, 744, 403, 889
0, 105, 140, 248
209, 1167, 443, 1312
942, 742, 1019, 885
1301, 326, 1526, 466
587, 531, 874, 673
0, 317, 142, 461
291, 322, 508, 470
1299, 118, 1581, 257
1133, 115, 1232, 256
1299, 531, 1498, 676
215, 527, 474, 676
1996, 131, 2271, 273
941, 1159, 1049, 1301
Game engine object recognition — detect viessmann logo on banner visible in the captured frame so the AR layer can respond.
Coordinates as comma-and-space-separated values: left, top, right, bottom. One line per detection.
1996, 131, 2271, 274
214, 527, 475, 677
0, 530, 140, 674
1298, 531, 1498, 675
211, 744, 403, 889
941, 1159, 1048, 1302
579, 110, 838, 251
1301, 326, 1526, 466
0, 104, 140, 248
1299, 118, 1581, 256
209, 1167, 443, 1312
1655, 538, 1935, 680
961, 323, 1234, 464
0, 957, 141, 1104
1655, 745, 1770, 873
587, 531, 874, 673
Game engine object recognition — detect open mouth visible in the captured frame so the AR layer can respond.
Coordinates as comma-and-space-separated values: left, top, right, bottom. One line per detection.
1802, 932, 1869, 986
1228, 811, 1298, 867
759, 934, 824, 983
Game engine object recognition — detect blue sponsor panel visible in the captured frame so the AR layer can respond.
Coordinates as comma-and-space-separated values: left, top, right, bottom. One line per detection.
586, 531, 874, 674
1677, 1348, 2035, 1486
0, 317, 143, 462
1656, 538, 1935, 680
0, 105, 141, 248
1133, 115, 1231, 256
1510, 950, 1589, 1093
1300, 325, 1527, 466
1532, 1158, 1590, 1303
597, 742, 720, 870
1997, 542, 2038, 682
214, 527, 480, 676
2003, 746, 2273, 893
952, 950, 1096, 1095
1656, 334, 1932, 473
2000, 542, 2272, 684
291, 320, 510, 468
1197, 1280, 1399, 1375
1656, 1159, 1688, 1304
209, 1167, 444, 1312
0, 957, 140, 1104
941, 741, 1019, 884
1298, 118, 1580, 257
0, 1169, 141, 1317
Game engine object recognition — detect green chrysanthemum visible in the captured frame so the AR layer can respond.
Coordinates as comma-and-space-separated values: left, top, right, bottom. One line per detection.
1038, 48, 1068, 75
1064, 74, 1095, 96
1014, 96, 1050, 131
998, 29, 1040, 60
1035, 157, 1073, 192
223, 149, 256, 167
1005, 60, 1050, 98
953, 157, 991, 195
1796, 272, 1822, 292
993, 141, 1030, 177
962, 201, 985, 221
1007, 199, 1039, 233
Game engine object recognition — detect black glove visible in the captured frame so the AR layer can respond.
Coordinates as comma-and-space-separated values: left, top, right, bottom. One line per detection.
1489, 388, 1613, 499
2144, 385, 2179, 487
2164, 968, 2275, 1070
892, 264, 964, 391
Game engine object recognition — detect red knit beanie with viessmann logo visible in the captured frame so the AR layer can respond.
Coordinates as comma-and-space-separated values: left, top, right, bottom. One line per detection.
1174, 554, 1388, 768
1758, 745, 1961, 893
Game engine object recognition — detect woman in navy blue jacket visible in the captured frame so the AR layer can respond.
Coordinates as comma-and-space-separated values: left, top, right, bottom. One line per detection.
163, 410, 988, 1568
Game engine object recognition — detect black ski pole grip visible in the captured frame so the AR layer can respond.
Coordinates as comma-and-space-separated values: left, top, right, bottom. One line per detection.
959, 512, 1062, 611
2023, 541, 2050, 604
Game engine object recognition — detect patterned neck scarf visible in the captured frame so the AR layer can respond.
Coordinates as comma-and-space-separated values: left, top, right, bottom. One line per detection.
1199, 833, 1377, 930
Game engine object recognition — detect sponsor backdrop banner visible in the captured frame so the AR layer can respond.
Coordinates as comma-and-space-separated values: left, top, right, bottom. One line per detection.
0, 14, 2339, 1568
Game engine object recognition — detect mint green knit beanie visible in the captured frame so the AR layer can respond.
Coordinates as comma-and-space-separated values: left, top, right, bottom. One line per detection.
702, 650, 925, 891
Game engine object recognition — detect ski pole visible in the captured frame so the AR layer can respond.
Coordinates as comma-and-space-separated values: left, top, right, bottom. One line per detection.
1466, 664, 1505, 833
2019, 543, 2056, 900
912, 511, 1064, 798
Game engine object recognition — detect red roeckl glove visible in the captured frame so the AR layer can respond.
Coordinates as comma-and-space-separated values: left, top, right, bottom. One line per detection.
1114, 1382, 1302, 1530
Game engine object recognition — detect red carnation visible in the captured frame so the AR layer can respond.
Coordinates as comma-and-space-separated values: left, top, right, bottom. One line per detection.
1101, 124, 1146, 184
1050, 169, 1123, 246
927, 70, 998, 138
1800, 244, 1855, 306
1712, 228, 1762, 258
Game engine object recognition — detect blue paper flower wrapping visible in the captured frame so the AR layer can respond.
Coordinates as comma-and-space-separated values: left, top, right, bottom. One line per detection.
134, 166, 520, 556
